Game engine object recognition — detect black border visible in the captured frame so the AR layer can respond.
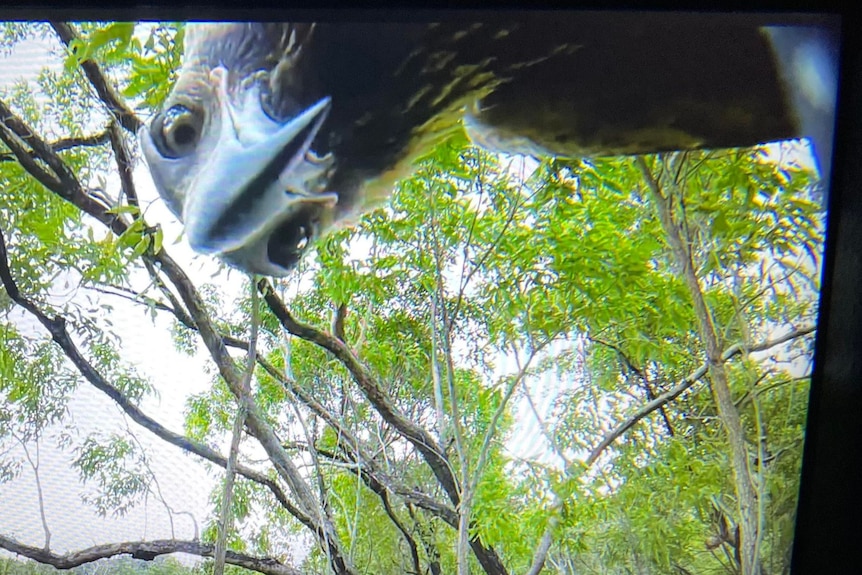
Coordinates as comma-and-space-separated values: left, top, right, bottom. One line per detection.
791, 8, 862, 574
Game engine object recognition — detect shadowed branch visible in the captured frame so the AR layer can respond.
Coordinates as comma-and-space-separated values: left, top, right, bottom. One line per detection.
0, 535, 303, 575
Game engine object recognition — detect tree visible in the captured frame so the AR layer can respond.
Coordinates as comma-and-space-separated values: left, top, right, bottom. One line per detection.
1, 21, 821, 575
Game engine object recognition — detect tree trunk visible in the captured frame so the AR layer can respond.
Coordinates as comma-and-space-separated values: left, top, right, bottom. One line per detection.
638, 155, 760, 575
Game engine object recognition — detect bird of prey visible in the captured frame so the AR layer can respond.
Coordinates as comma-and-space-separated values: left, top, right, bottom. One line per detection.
139, 15, 839, 276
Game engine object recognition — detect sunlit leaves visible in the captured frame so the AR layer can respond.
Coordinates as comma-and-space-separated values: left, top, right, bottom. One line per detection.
74, 433, 150, 517
472, 463, 534, 563
122, 23, 185, 110
184, 380, 236, 441
63, 22, 136, 71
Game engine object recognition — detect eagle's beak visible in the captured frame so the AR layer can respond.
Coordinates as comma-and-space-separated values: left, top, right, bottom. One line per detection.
140, 66, 337, 275
185, 68, 335, 256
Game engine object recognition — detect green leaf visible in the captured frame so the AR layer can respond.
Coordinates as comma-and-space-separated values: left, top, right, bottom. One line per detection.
152, 226, 164, 254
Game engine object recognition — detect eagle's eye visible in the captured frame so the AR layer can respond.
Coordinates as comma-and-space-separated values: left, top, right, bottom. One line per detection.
151, 104, 204, 159
267, 208, 318, 270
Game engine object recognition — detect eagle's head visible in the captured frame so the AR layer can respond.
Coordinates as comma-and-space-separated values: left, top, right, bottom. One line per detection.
140, 23, 341, 276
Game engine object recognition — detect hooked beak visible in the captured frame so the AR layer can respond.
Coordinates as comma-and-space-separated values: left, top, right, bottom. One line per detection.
140, 66, 338, 276
185, 74, 335, 256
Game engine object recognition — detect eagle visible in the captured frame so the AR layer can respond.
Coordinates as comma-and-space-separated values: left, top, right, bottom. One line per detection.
138, 15, 839, 276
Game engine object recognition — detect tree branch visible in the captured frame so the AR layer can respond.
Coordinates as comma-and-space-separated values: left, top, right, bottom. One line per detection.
526, 324, 816, 574
0, 129, 111, 163
315, 446, 423, 575
107, 119, 138, 209
308, 442, 459, 528
0, 112, 62, 191
259, 279, 455, 501
637, 153, 758, 574
48, 21, 143, 134
0, 535, 302, 575
584, 324, 816, 467
589, 336, 674, 436
258, 279, 510, 575
0, 97, 127, 236
150, 257, 353, 575
214, 280, 260, 575
0, 224, 315, 533
88, 270, 458, 536
121, 286, 449, 531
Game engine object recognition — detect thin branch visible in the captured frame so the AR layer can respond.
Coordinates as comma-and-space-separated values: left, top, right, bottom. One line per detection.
315, 446, 422, 575
427, 189, 468, 528
378, 486, 422, 575
470, 344, 545, 493
522, 377, 571, 468
123, 423, 195, 540
258, 279, 510, 575
273, 370, 462, 528
305, 440, 459, 528
430, 296, 448, 443
408, 505, 443, 575
450, 157, 531, 326
0, 535, 301, 575
461, 344, 545, 575
331, 301, 347, 341
525, 524, 556, 575
584, 324, 816, 467
85, 284, 178, 318
139, 258, 202, 337
11, 434, 51, 550
278, 329, 333, 519
107, 119, 138, 209
589, 336, 674, 436
48, 21, 143, 134
215, 280, 260, 575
